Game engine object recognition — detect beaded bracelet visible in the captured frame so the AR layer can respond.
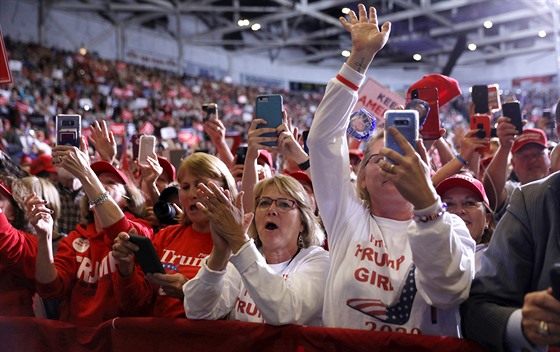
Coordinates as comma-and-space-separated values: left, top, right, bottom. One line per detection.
88, 191, 109, 210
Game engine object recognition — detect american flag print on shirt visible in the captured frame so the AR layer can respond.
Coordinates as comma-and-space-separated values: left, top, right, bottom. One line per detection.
347, 264, 417, 325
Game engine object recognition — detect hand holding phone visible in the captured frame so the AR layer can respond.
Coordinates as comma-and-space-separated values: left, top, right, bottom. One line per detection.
56, 114, 82, 147
502, 101, 523, 135
470, 114, 491, 154
384, 110, 419, 162
202, 103, 218, 123
255, 95, 283, 147
235, 145, 248, 165
128, 234, 165, 274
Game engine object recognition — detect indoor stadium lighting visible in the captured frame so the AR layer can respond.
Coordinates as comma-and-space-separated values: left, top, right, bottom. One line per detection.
342, 8, 351, 14
538, 30, 547, 37
483, 21, 493, 29
238, 19, 250, 26
79, 47, 87, 56
468, 43, 477, 51
251, 23, 261, 31
341, 50, 350, 57
413, 53, 422, 61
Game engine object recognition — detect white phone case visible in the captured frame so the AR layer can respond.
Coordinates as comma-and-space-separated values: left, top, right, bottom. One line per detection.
138, 135, 156, 166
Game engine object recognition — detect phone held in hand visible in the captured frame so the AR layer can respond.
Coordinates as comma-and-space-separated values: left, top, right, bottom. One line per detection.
128, 234, 165, 274
384, 110, 419, 163
411, 87, 440, 140
472, 84, 501, 114
255, 94, 283, 147
236, 145, 248, 165
138, 135, 156, 167
56, 114, 82, 147
470, 114, 491, 154
502, 101, 523, 135
202, 103, 218, 123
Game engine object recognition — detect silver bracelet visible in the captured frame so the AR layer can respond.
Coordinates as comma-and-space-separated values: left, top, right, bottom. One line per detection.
88, 191, 109, 210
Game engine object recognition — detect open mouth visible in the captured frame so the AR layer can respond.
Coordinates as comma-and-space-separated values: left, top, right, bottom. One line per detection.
189, 204, 198, 211
265, 222, 278, 230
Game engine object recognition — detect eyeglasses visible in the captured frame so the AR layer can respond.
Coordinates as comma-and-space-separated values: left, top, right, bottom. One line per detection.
256, 197, 297, 212
445, 200, 483, 212
365, 153, 383, 165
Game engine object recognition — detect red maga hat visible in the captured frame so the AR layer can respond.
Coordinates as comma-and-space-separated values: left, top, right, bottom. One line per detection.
157, 157, 176, 182
91, 160, 130, 185
30, 154, 57, 176
407, 74, 461, 107
436, 174, 489, 208
511, 128, 547, 154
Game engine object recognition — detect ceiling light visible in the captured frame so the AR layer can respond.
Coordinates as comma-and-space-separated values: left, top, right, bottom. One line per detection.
413, 53, 422, 61
468, 43, 477, 51
538, 30, 547, 38
251, 23, 261, 31
79, 47, 87, 56
483, 21, 493, 29
238, 19, 250, 26
342, 8, 351, 15
341, 50, 350, 57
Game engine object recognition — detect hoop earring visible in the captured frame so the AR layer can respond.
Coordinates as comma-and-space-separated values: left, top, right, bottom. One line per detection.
297, 233, 304, 248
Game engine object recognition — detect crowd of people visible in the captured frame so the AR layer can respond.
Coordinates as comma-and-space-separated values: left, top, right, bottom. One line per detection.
1, 3, 560, 351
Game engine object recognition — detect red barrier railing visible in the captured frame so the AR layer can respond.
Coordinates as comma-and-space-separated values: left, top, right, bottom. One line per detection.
0, 317, 485, 352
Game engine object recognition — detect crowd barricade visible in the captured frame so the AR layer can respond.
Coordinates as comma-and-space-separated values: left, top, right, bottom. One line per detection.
0, 316, 485, 351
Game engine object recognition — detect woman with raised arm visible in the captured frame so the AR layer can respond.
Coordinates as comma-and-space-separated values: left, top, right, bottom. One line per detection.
306, 4, 474, 336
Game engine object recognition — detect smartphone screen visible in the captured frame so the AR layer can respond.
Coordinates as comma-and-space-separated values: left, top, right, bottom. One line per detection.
202, 103, 218, 122
471, 85, 489, 114
138, 135, 156, 166
302, 130, 310, 154
255, 95, 283, 147
384, 110, 419, 162
411, 88, 439, 140
236, 145, 248, 165
56, 114, 82, 147
131, 134, 143, 161
502, 101, 523, 135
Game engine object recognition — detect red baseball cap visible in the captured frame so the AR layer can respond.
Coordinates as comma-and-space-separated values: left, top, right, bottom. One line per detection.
30, 154, 57, 176
511, 128, 547, 154
407, 74, 461, 107
285, 170, 313, 190
20, 154, 33, 165
257, 150, 274, 169
157, 157, 176, 182
91, 160, 130, 185
436, 174, 489, 208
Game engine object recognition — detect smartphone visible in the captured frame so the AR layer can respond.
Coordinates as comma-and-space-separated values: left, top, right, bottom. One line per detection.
550, 263, 560, 300
131, 134, 144, 161
236, 145, 248, 165
488, 84, 501, 112
472, 85, 489, 114
384, 110, 419, 163
138, 135, 156, 166
202, 103, 218, 123
255, 94, 283, 147
411, 87, 440, 140
502, 101, 523, 135
56, 114, 81, 147
470, 114, 491, 154
301, 130, 310, 154
128, 234, 165, 274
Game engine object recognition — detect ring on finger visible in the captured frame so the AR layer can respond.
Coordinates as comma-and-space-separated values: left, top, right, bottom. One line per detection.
390, 164, 395, 174
538, 320, 549, 336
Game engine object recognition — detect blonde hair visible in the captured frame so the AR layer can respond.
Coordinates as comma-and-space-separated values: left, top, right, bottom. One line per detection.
355, 131, 385, 209
176, 152, 238, 226
12, 176, 61, 234
249, 174, 325, 248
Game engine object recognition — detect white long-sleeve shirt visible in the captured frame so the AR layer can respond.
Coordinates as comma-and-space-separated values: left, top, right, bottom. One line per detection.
183, 239, 329, 326
307, 63, 475, 336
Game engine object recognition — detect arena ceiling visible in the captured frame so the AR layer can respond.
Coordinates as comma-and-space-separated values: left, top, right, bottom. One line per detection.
49, 0, 560, 74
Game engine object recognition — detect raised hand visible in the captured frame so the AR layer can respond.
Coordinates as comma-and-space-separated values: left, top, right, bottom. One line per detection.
340, 4, 391, 73
25, 193, 53, 238
88, 120, 117, 164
